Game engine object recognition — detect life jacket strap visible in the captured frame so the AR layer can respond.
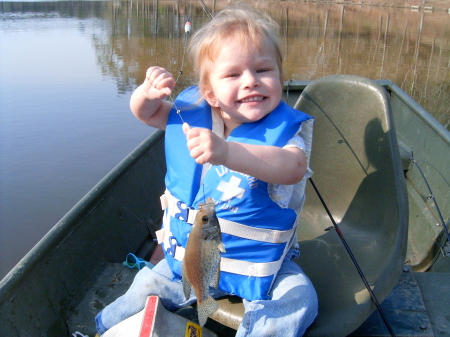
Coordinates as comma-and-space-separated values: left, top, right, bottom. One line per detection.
153, 239, 283, 277
160, 190, 296, 244
160, 191, 198, 224
220, 257, 282, 277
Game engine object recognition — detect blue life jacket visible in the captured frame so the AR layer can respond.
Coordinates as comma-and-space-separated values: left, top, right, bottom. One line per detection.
158, 86, 313, 301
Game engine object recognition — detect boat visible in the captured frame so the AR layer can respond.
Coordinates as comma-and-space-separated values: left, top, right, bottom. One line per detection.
0, 75, 448, 336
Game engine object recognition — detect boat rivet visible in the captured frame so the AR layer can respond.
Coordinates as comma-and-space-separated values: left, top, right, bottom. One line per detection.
419, 324, 427, 330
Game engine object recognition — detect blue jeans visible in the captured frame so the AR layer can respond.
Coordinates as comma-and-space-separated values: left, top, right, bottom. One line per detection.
95, 251, 318, 336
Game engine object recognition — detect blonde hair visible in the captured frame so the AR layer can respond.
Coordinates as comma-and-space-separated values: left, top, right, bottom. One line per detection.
188, 4, 283, 97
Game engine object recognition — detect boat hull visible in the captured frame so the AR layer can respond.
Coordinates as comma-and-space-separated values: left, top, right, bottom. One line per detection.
1, 76, 448, 336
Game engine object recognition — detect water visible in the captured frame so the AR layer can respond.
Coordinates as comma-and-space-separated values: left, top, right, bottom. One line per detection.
0, 2, 155, 278
1, 0, 449, 280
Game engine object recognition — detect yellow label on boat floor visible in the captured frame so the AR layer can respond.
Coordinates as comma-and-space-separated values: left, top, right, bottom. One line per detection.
185, 321, 202, 337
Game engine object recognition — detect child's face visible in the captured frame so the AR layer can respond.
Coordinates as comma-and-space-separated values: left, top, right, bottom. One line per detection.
204, 38, 282, 132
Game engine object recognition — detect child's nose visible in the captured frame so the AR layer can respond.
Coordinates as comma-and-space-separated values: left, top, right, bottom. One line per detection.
242, 71, 259, 89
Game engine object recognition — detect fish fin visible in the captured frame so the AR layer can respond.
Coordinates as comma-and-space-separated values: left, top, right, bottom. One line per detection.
217, 242, 226, 253
197, 296, 219, 327
182, 278, 191, 301
182, 264, 191, 300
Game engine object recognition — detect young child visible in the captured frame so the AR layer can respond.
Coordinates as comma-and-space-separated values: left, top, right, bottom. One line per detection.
96, 4, 317, 336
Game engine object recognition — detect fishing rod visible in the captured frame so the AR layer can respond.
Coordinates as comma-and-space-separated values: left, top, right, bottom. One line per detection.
197, 0, 214, 20
309, 178, 397, 337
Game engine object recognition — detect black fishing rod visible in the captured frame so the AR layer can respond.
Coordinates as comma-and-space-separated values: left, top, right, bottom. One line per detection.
309, 178, 397, 337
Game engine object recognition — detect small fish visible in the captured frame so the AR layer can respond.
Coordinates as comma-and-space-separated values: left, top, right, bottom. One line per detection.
182, 198, 226, 327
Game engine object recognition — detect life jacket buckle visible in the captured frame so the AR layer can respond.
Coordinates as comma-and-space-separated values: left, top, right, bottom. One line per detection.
166, 236, 179, 257
174, 200, 189, 222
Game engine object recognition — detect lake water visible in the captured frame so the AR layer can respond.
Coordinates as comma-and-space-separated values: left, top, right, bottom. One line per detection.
1, 0, 449, 280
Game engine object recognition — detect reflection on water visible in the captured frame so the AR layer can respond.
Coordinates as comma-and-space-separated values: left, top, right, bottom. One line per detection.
0, 0, 449, 279
5, 0, 447, 124
114, 1, 450, 126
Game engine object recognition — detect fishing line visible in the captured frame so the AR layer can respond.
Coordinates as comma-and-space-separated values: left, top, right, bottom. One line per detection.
169, 3, 212, 201
309, 177, 397, 337
284, 79, 292, 104
175, 17, 191, 83
399, 146, 450, 250
168, 14, 191, 124
172, 0, 215, 123
411, 159, 449, 243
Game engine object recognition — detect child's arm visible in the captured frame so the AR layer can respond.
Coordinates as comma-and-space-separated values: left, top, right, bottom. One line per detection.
184, 125, 307, 185
130, 66, 176, 130
226, 141, 307, 185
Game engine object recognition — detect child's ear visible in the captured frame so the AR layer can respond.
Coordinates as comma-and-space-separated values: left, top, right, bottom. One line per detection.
204, 90, 220, 108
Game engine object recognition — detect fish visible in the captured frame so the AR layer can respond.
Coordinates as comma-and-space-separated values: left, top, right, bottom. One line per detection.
182, 198, 226, 327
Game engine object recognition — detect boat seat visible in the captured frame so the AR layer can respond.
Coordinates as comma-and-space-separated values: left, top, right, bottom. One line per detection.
294, 75, 408, 336
209, 75, 408, 336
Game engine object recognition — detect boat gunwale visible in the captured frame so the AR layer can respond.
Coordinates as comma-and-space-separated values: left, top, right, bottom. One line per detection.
378, 80, 450, 146
285, 79, 449, 146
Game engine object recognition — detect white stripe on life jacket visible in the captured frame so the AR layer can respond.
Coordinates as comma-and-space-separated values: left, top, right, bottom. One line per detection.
155, 240, 283, 278
161, 190, 295, 244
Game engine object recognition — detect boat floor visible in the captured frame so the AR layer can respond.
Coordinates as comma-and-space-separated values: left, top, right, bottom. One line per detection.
66, 262, 235, 337
67, 262, 139, 335
415, 272, 450, 337
67, 263, 449, 337
352, 257, 450, 337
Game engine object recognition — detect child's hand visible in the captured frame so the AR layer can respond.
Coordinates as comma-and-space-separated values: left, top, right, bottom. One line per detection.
183, 123, 229, 165
142, 66, 176, 100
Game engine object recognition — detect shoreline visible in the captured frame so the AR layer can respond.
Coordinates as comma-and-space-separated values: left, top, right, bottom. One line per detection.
289, 0, 450, 11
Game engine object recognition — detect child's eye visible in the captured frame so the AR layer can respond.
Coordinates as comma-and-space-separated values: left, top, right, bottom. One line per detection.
257, 68, 270, 73
226, 73, 239, 78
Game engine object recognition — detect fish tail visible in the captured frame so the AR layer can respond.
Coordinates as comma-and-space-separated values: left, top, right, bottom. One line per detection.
197, 296, 219, 327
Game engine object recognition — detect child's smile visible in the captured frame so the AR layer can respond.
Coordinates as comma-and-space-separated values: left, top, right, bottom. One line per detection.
238, 95, 266, 103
